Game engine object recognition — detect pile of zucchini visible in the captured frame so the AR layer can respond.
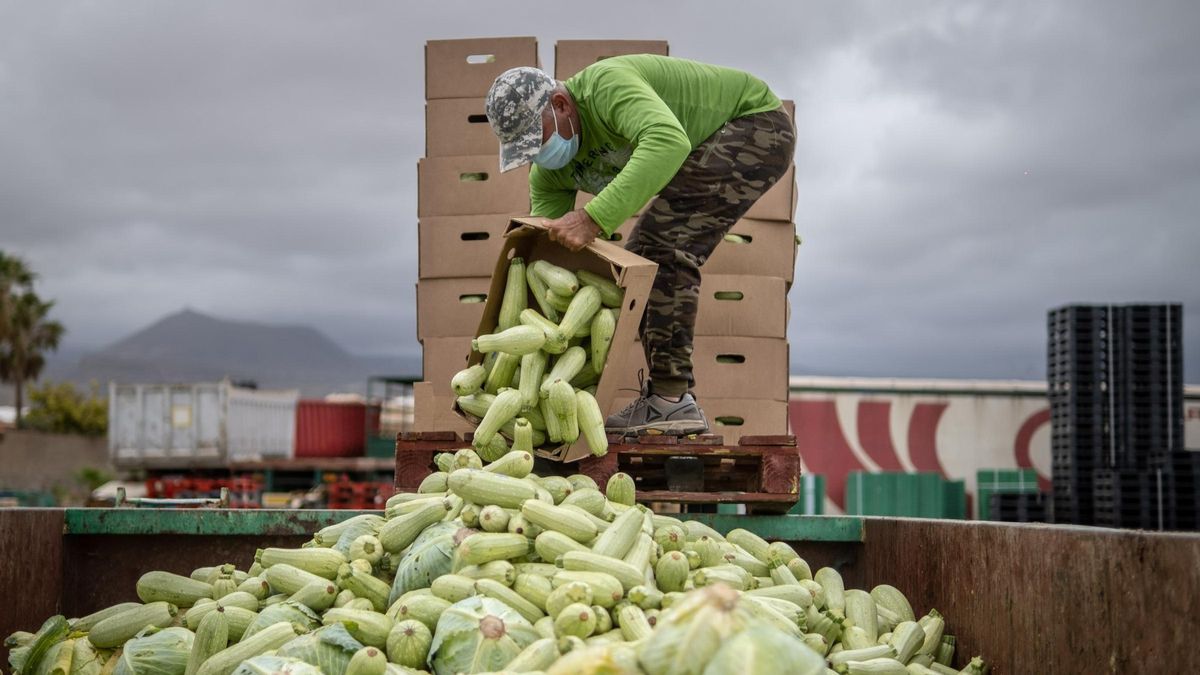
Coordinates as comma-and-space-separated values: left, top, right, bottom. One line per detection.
451, 258, 624, 459
5, 448, 991, 675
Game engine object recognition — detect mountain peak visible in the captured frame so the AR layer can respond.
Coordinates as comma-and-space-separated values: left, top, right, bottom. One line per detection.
56, 308, 420, 396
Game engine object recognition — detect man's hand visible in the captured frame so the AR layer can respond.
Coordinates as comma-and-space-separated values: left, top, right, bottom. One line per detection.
544, 209, 602, 252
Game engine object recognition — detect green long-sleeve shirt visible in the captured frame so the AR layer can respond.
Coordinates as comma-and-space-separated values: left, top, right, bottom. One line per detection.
528, 55, 782, 235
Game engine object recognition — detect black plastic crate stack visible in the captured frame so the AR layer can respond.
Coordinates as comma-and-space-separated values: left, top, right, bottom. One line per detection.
1116, 304, 1185, 467
1156, 451, 1200, 530
1092, 469, 1167, 529
988, 491, 1049, 524
1048, 303, 1186, 528
1048, 305, 1118, 525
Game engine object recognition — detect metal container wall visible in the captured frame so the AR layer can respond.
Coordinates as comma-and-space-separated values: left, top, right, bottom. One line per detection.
109, 380, 299, 467
295, 400, 368, 458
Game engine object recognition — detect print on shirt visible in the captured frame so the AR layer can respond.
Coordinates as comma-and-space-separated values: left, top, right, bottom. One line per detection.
571, 142, 634, 195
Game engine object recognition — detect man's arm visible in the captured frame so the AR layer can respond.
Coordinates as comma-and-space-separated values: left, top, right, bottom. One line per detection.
582, 66, 692, 234
529, 165, 577, 219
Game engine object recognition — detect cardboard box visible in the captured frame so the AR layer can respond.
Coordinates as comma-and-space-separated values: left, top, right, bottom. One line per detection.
606, 395, 790, 443
608, 337, 790, 402
416, 277, 492, 339
425, 37, 539, 100
703, 397, 792, 443
413, 381, 475, 434
421, 336, 474, 390
554, 39, 670, 80
454, 218, 658, 461
695, 274, 789, 338
704, 219, 798, 282
419, 214, 526, 279
418, 155, 530, 217
743, 163, 796, 222
426, 98, 498, 157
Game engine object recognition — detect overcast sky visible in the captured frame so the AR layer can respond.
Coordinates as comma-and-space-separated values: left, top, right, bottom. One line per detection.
2, 1, 1197, 381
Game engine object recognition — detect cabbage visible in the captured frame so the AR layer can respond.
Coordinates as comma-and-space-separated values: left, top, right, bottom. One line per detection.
69, 638, 109, 675
276, 624, 363, 675
388, 522, 460, 605
112, 627, 193, 675
231, 655, 324, 675
701, 626, 827, 675
429, 596, 539, 675
242, 601, 321, 639
8, 615, 69, 675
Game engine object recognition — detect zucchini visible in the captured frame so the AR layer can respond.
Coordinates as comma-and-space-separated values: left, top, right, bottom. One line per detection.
526, 264, 561, 322
472, 388, 523, 448
497, 256, 527, 331
447, 468, 537, 508
590, 308, 616, 373
473, 324, 546, 356
195, 621, 298, 675
184, 606, 228, 675
386, 620, 432, 670
135, 571, 213, 608
257, 547, 346, 580
345, 646, 388, 675
577, 269, 623, 308
89, 602, 176, 648
519, 308, 568, 354
450, 364, 487, 396
321, 609, 393, 648
522, 500, 597, 543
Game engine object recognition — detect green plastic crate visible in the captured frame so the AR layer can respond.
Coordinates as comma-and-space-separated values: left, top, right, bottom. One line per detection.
915, 473, 946, 518
366, 435, 396, 459
943, 480, 966, 519
976, 468, 1039, 520
789, 474, 826, 515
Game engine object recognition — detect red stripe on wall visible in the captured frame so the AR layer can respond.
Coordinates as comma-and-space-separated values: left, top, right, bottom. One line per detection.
790, 399, 868, 510
907, 402, 949, 477
857, 400, 905, 472
1014, 408, 1052, 493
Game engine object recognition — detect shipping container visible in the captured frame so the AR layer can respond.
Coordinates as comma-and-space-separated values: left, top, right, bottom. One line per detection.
295, 400, 368, 458
790, 376, 1200, 515
108, 380, 299, 468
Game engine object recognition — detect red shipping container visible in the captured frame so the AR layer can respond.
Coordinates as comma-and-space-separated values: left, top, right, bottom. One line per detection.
295, 400, 368, 458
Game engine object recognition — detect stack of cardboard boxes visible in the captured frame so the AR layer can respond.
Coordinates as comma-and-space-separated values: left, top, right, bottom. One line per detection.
413, 37, 797, 443
414, 37, 540, 432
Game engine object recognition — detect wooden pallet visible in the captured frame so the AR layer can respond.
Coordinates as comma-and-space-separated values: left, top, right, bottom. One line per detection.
394, 431, 800, 514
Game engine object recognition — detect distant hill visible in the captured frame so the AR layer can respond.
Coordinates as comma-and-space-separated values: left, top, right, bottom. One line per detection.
42, 309, 420, 397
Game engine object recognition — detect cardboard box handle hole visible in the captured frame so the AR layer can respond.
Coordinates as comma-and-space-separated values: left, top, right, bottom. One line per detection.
467, 114, 489, 124
715, 416, 745, 426
461, 232, 490, 241
460, 172, 489, 182
713, 291, 744, 301
458, 294, 487, 304
466, 54, 497, 65
715, 354, 746, 364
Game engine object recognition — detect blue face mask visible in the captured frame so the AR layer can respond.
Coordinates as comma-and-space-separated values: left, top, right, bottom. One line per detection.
533, 107, 579, 170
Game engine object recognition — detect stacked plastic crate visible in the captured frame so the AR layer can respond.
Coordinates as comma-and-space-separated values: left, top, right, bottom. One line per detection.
1048, 303, 1190, 529
413, 37, 540, 433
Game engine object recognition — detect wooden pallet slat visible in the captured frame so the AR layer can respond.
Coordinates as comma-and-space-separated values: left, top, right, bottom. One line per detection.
395, 431, 800, 512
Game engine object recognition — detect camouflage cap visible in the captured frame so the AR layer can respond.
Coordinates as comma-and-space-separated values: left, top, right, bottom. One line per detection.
485, 66, 556, 172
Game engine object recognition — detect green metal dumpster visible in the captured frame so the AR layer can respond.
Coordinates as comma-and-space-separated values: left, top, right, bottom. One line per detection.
2, 508, 1198, 673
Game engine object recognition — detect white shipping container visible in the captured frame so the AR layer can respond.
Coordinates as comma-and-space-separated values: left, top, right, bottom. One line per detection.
109, 380, 300, 468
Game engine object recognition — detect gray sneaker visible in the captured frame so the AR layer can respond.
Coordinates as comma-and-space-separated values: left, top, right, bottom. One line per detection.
605, 391, 710, 436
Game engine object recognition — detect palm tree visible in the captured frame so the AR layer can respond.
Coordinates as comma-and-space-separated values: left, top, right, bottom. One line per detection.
0, 292, 65, 428
0, 251, 35, 343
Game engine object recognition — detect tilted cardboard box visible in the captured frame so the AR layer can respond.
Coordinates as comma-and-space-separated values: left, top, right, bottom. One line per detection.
554, 39, 670, 80
453, 218, 657, 461
426, 37, 539, 100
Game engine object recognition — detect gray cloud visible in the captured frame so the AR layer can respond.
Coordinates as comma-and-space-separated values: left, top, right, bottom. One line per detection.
1, 0, 1196, 380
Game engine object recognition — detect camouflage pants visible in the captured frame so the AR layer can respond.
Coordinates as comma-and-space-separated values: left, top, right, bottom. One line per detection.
624, 107, 795, 397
